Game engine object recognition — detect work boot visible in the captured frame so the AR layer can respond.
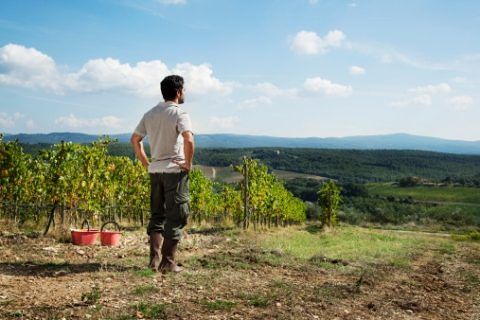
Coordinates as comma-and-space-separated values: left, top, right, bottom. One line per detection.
148, 232, 163, 271
159, 238, 183, 273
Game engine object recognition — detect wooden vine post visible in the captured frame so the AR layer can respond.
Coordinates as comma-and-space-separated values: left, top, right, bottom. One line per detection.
243, 157, 249, 230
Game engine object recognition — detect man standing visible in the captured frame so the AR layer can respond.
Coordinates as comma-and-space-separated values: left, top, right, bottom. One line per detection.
131, 75, 194, 273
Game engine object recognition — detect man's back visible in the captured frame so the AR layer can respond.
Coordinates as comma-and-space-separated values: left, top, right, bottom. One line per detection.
134, 101, 193, 173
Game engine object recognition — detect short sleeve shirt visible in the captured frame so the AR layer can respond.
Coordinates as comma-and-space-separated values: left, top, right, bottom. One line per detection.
134, 101, 193, 173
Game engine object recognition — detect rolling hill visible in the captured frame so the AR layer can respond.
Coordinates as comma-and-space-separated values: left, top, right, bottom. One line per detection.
4, 132, 480, 155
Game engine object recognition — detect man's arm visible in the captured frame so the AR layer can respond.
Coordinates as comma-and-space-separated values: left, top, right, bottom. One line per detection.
177, 131, 194, 171
130, 133, 150, 170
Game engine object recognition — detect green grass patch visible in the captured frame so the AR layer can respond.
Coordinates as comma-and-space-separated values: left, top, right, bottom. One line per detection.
246, 294, 271, 307
270, 280, 290, 290
132, 302, 166, 319
437, 242, 456, 254
81, 286, 101, 305
132, 284, 158, 296
134, 268, 156, 278
452, 231, 480, 242
257, 225, 452, 267
200, 299, 236, 311
237, 292, 275, 308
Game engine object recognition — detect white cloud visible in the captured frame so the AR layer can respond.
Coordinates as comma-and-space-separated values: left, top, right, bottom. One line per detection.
350, 66, 365, 75
26, 119, 35, 129
290, 30, 345, 55
0, 44, 63, 93
238, 96, 272, 110
0, 43, 232, 97
254, 82, 298, 98
408, 83, 451, 95
391, 94, 432, 107
159, 0, 186, 4
173, 63, 232, 95
209, 116, 239, 129
54, 114, 122, 128
308, 0, 319, 4
304, 77, 352, 96
0, 112, 24, 128
392, 82, 451, 108
449, 95, 473, 110
65, 58, 169, 97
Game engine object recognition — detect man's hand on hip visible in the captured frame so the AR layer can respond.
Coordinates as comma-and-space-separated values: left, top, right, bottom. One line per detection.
173, 160, 191, 172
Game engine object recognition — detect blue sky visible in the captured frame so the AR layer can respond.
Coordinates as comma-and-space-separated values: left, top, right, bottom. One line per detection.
0, 0, 479, 140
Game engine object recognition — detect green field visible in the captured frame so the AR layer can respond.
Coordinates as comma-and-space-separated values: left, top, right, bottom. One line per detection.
367, 183, 480, 205
258, 225, 438, 267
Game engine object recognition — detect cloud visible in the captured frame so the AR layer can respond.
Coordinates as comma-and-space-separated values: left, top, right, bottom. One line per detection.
392, 82, 452, 107
54, 114, 123, 128
0, 44, 63, 93
26, 119, 35, 129
303, 77, 352, 96
173, 63, 232, 95
254, 82, 298, 98
238, 96, 272, 110
0, 112, 24, 128
158, 0, 186, 4
0, 43, 232, 97
290, 30, 345, 55
408, 83, 451, 94
209, 116, 239, 129
449, 95, 473, 110
308, 0, 319, 4
350, 66, 365, 75
391, 94, 432, 107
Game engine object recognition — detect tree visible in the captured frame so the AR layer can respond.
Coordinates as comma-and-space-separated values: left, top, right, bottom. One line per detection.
317, 180, 341, 228
341, 183, 368, 198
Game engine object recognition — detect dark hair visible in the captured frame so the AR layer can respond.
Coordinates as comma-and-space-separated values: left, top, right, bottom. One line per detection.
161, 75, 184, 101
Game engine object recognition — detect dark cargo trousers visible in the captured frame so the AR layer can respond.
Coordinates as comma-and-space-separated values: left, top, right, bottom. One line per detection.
147, 171, 190, 241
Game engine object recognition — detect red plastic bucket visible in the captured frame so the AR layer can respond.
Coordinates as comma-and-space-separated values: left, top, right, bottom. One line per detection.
71, 229, 100, 245
100, 221, 122, 246
71, 220, 99, 246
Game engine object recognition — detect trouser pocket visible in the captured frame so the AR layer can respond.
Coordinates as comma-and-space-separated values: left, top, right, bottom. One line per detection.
174, 171, 189, 204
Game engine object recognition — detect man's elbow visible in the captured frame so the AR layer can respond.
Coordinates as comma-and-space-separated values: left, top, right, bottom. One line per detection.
130, 133, 141, 145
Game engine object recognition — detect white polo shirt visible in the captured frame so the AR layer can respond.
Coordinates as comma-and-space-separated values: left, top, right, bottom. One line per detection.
134, 101, 193, 173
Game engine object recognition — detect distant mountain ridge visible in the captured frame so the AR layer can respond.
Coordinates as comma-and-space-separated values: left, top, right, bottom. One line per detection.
3, 132, 480, 155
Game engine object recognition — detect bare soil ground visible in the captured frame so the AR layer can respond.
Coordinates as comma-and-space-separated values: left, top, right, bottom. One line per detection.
0, 226, 479, 320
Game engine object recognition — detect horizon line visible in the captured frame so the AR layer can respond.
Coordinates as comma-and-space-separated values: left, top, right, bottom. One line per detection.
2, 131, 480, 143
